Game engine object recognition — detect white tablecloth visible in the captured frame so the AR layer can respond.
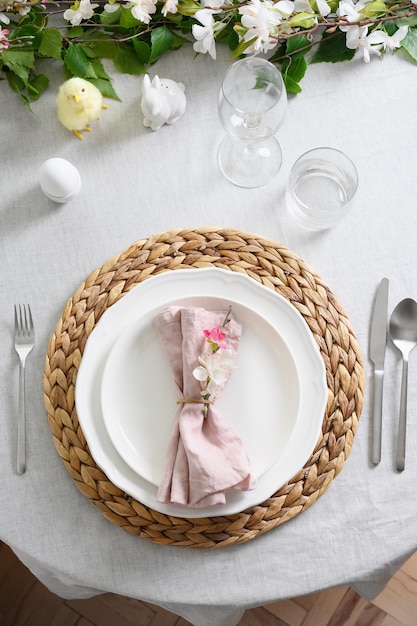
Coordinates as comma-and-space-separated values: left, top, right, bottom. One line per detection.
2, 40, 417, 626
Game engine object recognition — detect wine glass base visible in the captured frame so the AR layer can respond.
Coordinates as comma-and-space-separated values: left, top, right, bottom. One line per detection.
218, 136, 283, 188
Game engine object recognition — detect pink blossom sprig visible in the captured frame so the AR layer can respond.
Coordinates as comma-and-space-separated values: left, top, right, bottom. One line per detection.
203, 326, 227, 350
192, 307, 235, 416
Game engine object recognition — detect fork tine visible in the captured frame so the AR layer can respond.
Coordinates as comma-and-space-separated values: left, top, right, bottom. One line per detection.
16, 304, 24, 334
27, 304, 34, 334
21, 305, 27, 333
14, 304, 34, 337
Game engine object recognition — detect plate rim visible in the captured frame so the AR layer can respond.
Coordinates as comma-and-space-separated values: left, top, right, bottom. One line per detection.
75, 267, 327, 518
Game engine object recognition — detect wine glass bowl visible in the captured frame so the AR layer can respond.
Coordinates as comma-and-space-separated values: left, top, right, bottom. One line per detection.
218, 57, 287, 188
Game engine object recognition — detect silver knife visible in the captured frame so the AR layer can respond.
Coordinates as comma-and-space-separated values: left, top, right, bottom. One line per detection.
369, 277, 389, 464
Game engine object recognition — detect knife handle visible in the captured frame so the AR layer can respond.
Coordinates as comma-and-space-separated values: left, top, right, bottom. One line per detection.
372, 369, 384, 464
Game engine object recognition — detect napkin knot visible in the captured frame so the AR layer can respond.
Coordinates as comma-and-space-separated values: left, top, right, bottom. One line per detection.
177, 397, 213, 406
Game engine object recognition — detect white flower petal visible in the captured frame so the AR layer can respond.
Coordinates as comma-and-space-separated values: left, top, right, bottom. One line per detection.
193, 365, 208, 381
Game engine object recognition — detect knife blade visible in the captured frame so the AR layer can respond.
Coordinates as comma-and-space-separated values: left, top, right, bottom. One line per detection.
369, 277, 389, 464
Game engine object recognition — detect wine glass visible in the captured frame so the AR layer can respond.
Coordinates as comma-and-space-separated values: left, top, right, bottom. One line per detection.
217, 57, 287, 188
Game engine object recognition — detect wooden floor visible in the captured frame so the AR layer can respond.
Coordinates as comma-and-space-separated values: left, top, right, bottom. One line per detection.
1, 541, 417, 625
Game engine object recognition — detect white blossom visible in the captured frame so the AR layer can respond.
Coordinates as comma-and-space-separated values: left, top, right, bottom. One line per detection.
201, 0, 225, 8
13, 0, 31, 15
316, 0, 331, 16
239, 0, 294, 54
104, 1, 120, 11
376, 26, 408, 52
294, 0, 330, 16
129, 0, 157, 23
192, 9, 223, 60
63, 0, 99, 25
346, 25, 384, 62
193, 348, 236, 402
162, 0, 178, 16
337, 0, 372, 31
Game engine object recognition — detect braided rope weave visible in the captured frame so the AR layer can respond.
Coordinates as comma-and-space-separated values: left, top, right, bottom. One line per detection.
42, 228, 365, 548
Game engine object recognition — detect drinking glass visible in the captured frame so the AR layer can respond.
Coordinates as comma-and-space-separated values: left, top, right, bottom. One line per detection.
286, 147, 358, 230
217, 57, 287, 188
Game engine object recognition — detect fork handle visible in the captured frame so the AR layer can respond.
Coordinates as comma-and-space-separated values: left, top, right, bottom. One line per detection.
17, 361, 26, 475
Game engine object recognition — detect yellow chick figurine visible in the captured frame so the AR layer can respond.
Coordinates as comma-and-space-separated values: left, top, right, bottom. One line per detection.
57, 77, 108, 140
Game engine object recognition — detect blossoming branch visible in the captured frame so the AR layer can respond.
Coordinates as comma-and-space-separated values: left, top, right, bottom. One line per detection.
193, 307, 235, 416
1, 0, 416, 105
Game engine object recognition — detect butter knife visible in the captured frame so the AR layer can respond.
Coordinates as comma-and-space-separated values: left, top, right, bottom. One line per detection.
370, 277, 389, 464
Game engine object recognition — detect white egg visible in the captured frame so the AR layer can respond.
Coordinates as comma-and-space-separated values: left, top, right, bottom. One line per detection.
39, 157, 81, 203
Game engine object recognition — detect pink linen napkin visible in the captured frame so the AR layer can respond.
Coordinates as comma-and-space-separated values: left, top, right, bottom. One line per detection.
154, 305, 257, 507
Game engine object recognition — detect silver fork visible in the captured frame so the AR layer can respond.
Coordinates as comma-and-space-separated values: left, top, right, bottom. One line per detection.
14, 304, 35, 475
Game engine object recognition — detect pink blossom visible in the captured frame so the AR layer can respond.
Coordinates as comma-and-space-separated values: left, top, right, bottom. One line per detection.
203, 326, 227, 348
0, 26, 10, 51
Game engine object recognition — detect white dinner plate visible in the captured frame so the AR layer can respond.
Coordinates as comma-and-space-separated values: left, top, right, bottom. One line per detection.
101, 299, 300, 486
76, 268, 327, 518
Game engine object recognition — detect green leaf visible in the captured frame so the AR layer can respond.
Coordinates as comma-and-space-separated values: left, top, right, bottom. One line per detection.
64, 42, 98, 78
281, 54, 307, 93
5, 70, 25, 93
282, 73, 303, 94
287, 12, 316, 29
113, 44, 146, 74
1, 49, 34, 84
149, 26, 175, 62
5, 71, 32, 110
82, 45, 97, 59
133, 39, 151, 63
120, 5, 141, 28
286, 53, 307, 83
227, 29, 239, 52
176, 0, 200, 16
39, 28, 63, 60
401, 27, 417, 62
90, 56, 112, 80
11, 25, 42, 49
311, 32, 356, 63
170, 30, 190, 50
229, 36, 256, 59
83, 59, 120, 99
100, 6, 122, 24
285, 33, 309, 55
89, 77, 121, 101
165, 12, 186, 26
66, 26, 85, 38
396, 15, 417, 28
274, 36, 309, 93
91, 39, 118, 58
360, 0, 386, 18
27, 73, 49, 100
81, 31, 119, 58
379, 19, 395, 36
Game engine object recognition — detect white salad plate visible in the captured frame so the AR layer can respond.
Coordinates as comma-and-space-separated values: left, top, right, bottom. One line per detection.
76, 268, 327, 518
101, 298, 300, 486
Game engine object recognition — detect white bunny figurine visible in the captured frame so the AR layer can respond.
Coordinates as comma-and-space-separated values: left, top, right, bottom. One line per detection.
141, 75, 186, 131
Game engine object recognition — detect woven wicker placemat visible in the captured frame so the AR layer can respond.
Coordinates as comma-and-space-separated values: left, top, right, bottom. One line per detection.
43, 227, 364, 548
